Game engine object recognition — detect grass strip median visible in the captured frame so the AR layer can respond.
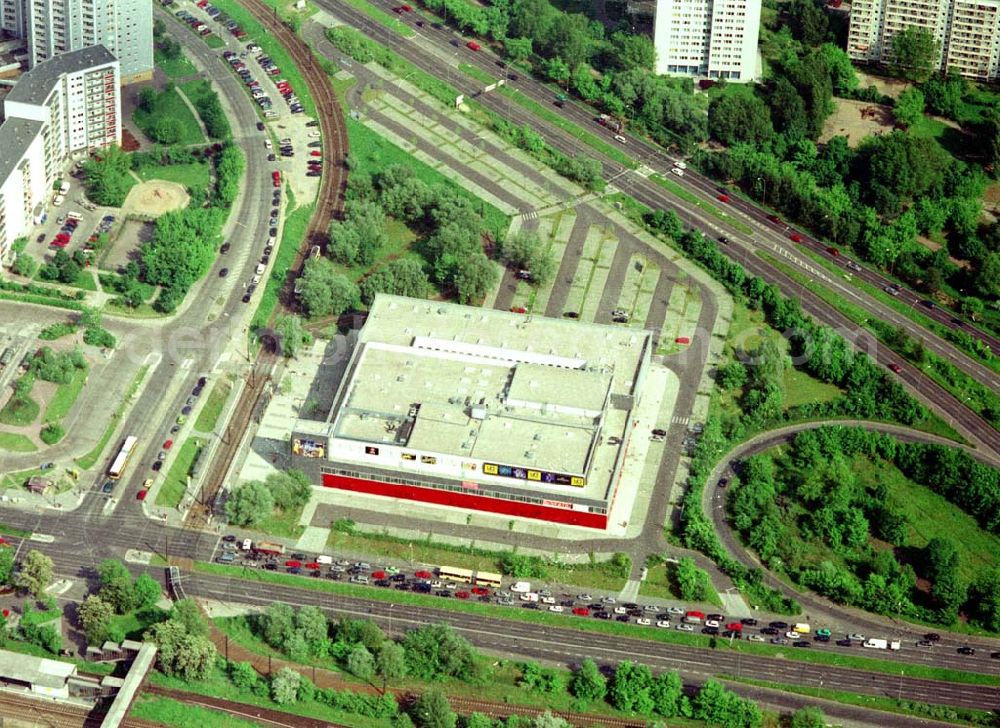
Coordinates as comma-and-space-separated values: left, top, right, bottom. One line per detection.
194, 560, 1000, 687
156, 438, 205, 508
132, 696, 260, 728
760, 251, 1000, 434
342, 0, 415, 37
650, 174, 754, 236
791, 242, 999, 376
250, 188, 313, 335
723, 675, 996, 726
456, 62, 637, 170
75, 364, 150, 471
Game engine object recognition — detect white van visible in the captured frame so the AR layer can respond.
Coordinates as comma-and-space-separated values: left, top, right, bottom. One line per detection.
241, 538, 252, 551
255, 263, 266, 275
670, 167, 685, 177
316, 555, 333, 565
509, 581, 531, 593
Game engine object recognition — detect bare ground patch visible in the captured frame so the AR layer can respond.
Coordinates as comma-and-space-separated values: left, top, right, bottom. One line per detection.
820, 98, 894, 146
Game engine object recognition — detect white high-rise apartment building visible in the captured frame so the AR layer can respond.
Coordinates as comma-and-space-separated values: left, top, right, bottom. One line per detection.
848, 0, 1000, 80
652, 0, 761, 81
0, 46, 121, 263
0, 0, 151, 82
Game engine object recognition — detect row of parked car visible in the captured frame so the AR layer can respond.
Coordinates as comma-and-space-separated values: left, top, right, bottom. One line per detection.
48, 211, 82, 249
173, 8, 215, 38
223, 50, 276, 115
254, 52, 303, 114
195, 0, 248, 39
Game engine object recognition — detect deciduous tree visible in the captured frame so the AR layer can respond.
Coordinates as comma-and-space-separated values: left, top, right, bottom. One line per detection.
16, 550, 53, 598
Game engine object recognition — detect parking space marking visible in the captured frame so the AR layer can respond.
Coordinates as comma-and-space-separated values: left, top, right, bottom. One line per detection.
616, 253, 660, 329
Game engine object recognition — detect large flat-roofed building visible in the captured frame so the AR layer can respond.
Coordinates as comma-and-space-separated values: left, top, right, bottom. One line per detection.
290, 295, 654, 529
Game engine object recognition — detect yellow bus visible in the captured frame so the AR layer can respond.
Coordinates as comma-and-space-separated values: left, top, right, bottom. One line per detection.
438, 566, 474, 584
474, 570, 503, 589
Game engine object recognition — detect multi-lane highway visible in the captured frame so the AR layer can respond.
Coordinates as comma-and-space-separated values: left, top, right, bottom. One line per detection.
314, 0, 1000, 460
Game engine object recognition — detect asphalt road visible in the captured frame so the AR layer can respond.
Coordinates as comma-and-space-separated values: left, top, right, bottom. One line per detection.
83, 8, 280, 524
316, 0, 1000, 460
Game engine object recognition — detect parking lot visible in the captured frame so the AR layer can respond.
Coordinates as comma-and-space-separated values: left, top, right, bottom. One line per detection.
21, 173, 122, 271
173, 0, 322, 206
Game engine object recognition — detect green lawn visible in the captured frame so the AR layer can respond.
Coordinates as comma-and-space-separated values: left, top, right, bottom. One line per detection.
193, 378, 232, 433
0, 432, 38, 452
250, 188, 313, 334
782, 369, 843, 409
205, 0, 316, 118
72, 269, 98, 291
155, 49, 197, 80
108, 606, 168, 641
133, 87, 205, 146
204, 35, 226, 50
859, 458, 1000, 583
136, 161, 211, 191
155, 437, 204, 508
75, 365, 149, 470
0, 385, 39, 427
338, 219, 418, 284
179, 79, 233, 140
639, 562, 723, 606
44, 367, 87, 424
346, 117, 510, 238
132, 696, 261, 728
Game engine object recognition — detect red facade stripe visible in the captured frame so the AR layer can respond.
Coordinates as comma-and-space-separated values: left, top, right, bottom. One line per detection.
321, 472, 608, 529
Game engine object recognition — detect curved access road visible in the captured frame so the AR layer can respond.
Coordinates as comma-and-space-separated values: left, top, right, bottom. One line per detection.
703, 419, 1000, 648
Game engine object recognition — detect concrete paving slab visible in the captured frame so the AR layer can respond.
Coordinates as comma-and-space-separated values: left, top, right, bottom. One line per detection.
295, 525, 330, 553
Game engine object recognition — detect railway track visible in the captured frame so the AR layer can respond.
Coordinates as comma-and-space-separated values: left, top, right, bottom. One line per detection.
186, 0, 350, 525
240, 0, 350, 288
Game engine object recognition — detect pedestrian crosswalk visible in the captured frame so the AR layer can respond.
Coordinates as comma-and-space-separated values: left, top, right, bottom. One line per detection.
671, 415, 689, 425
520, 209, 539, 221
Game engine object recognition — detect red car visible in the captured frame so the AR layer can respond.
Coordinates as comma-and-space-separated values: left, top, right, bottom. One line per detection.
766, 214, 781, 223
401, 3, 413, 10
471, 586, 489, 595
717, 194, 730, 203
726, 622, 743, 632
789, 233, 803, 243
372, 570, 387, 580
305, 562, 321, 570
455, 591, 470, 599
889, 363, 903, 373
466, 41, 481, 51
272, 171, 281, 187
826, 246, 840, 256
510, 306, 527, 314
686, 610, 706, 620
414, 570, 432, 579
163, 439, 173, 450
675, 336, 690, 345
310, 151, 322, 157
136, 490, 148, 501
572, 607, 590, 616
284, 560, 302, 568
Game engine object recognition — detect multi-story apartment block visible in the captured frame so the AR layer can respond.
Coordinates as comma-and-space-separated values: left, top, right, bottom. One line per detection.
848, 0, 1000, 80
0, 45, 120, 264
0, 0, 151, 82
650, 0, 761, 81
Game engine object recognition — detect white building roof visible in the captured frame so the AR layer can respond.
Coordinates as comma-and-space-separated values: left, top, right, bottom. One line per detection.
0, 649, 76, 689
